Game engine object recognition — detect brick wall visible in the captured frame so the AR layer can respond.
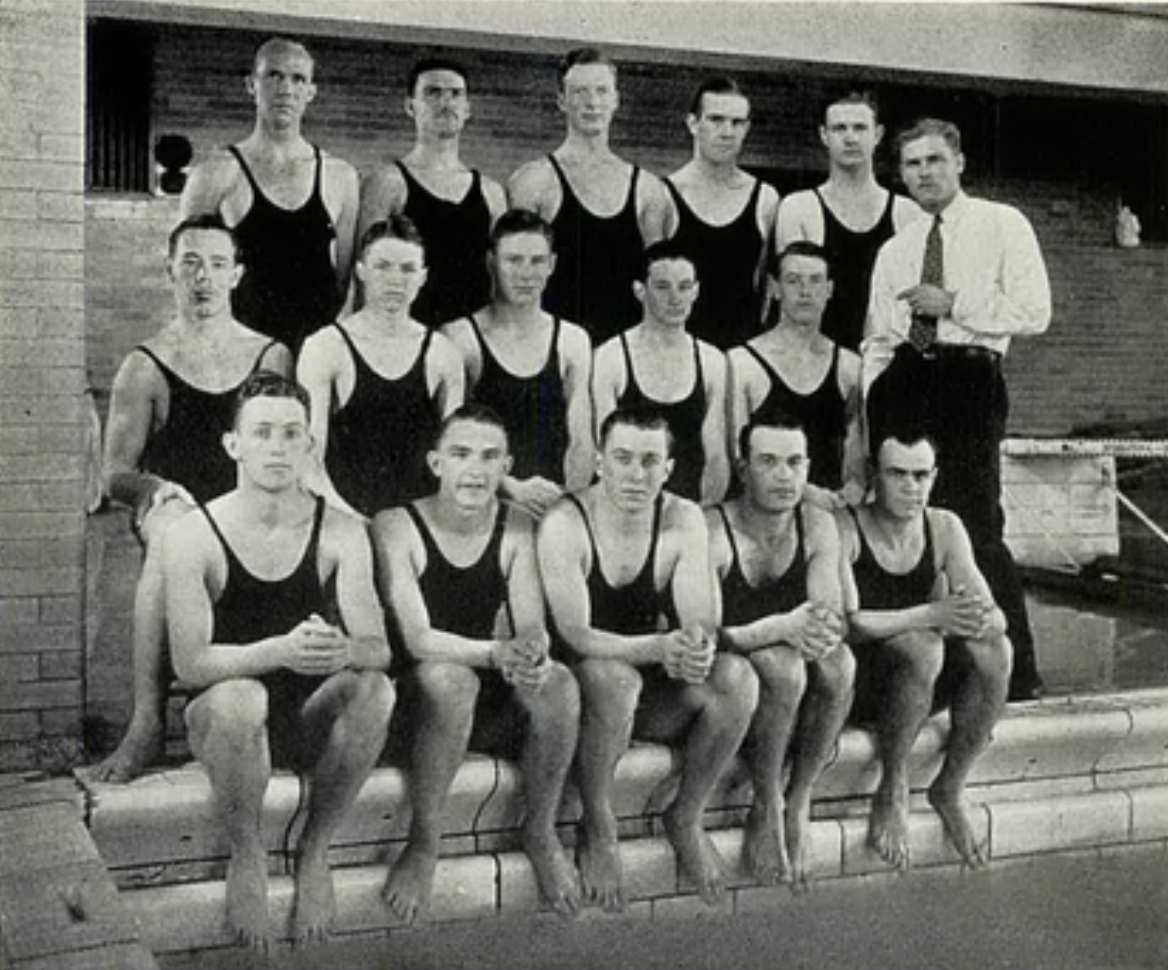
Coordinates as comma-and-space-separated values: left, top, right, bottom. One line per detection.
85, 22, 1168, 439
0, 0, 87, 771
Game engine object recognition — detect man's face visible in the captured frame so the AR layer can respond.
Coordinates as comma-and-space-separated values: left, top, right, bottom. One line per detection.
559, 63, 619, 137
490, 232, 556, 307
820, 102, 881, 169
429, 419, 511, 510
777, 254, 833, 329
635, 258, 699, 329
170, 228, 242, 320
408, 68, 470, 138
741, 426, 808, 513
226, 395, 313, 493
249, 48, 315, 127
598, 423, 672, 514
899, 134, 964, 213
356, 236, 428, 315
689, 92, 751, 164
873, 438, 938, 520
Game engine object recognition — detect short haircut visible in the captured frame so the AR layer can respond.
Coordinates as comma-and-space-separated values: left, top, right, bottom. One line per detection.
253, 37, 314, 78
434, 402, 510, 450
357, 214, 427, 263
773, 240, 832, 280
407, 57, 468, 95
895, 117, 962, 159
738, 412, 806, 461
822, 89, 880, 126
688, 76, 749, 118
872, 429, 939, 466
637, 238, 697, 282
167, 214, 239, 262
599, 405, 673, 457
489, 208, 556, 253
558, 47, 617, 91
231, 370, 311, 429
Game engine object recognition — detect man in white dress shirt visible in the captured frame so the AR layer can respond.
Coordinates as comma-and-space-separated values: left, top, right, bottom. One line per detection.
863, 117, 1051, 701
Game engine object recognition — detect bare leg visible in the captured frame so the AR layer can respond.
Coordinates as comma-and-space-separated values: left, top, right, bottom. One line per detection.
293, 671, 394, 945
574, 659, 641, 913
383, 664, 476, 925
928, 634, 1011, 869
515, 663, 581, 918
186, 679, 272, 953
648, 655, 758, 906
785, 645, 854, 891
741, 647, 805, 886
867, 631, 943, 871
92, 541, 168, 783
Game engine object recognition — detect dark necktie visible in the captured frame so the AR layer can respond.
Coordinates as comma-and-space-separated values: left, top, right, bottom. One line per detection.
908, 214, 943, 353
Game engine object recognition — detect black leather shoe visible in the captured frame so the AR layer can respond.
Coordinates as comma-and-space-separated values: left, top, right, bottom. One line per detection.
1008, 675, 1045, 702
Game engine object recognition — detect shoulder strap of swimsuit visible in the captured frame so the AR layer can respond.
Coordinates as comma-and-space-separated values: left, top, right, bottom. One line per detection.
626, 166, 641, 207
794, 501, 807, 563
227, 145, 262, 197
305, 494, 326, 564
250, 339, 281, 374
565, 493, 599, 559
312, 144, 323, 194
404, 502, 441, 562
134, 345, 172, 377
743, 343, 780, 383
417, 326, 436, 367
332, 322, 363, 368
395, 159, 419, 192
716, 504, 744, 573
548, 316, 563, 367
547, 153, 568, 188
645, 492, 664, 574
466, 312, 490, 360
199, 502, 243, 573
848, 505, 869, 562
923, 507, 938, 575
619, 331, 638, 391
747, 177, 763, 207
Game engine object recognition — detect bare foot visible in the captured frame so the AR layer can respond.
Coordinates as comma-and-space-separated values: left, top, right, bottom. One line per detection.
785, 795, 814, 893
928, 783, 987, 869
291, 848, 336, 946
578, 824, 625, 913
868, 787, 911, 870
89, 720, 164, 784
664, 809, 726, 907
743, 798, 791, 886
381, 842, 438, 925
523, 827, 581, 919
225, 847, 271, 953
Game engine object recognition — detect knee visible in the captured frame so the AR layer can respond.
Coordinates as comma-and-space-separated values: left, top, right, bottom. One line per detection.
414, 661, 480, 709
525, 661, 581, 727
544, 661, 581, 716
751, 646, 807, 697
190, 678, 268, 739
347, 670, 396, 728
710, 652, 760, 715
815, 643, 856, 699
967, 632, 1013, 685
575, 658, 641, 720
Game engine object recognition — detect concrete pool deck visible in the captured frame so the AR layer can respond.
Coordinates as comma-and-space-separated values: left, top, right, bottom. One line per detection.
2, 687, 1166, 967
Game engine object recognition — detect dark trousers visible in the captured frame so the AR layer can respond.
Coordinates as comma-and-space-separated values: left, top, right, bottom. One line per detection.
867, 344, 1041, 697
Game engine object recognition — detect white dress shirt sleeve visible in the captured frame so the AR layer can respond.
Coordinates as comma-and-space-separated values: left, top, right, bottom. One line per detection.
948, 203, 1052, 339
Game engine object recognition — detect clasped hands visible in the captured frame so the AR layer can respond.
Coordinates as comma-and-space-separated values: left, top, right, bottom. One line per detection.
492, 632, 552, 692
